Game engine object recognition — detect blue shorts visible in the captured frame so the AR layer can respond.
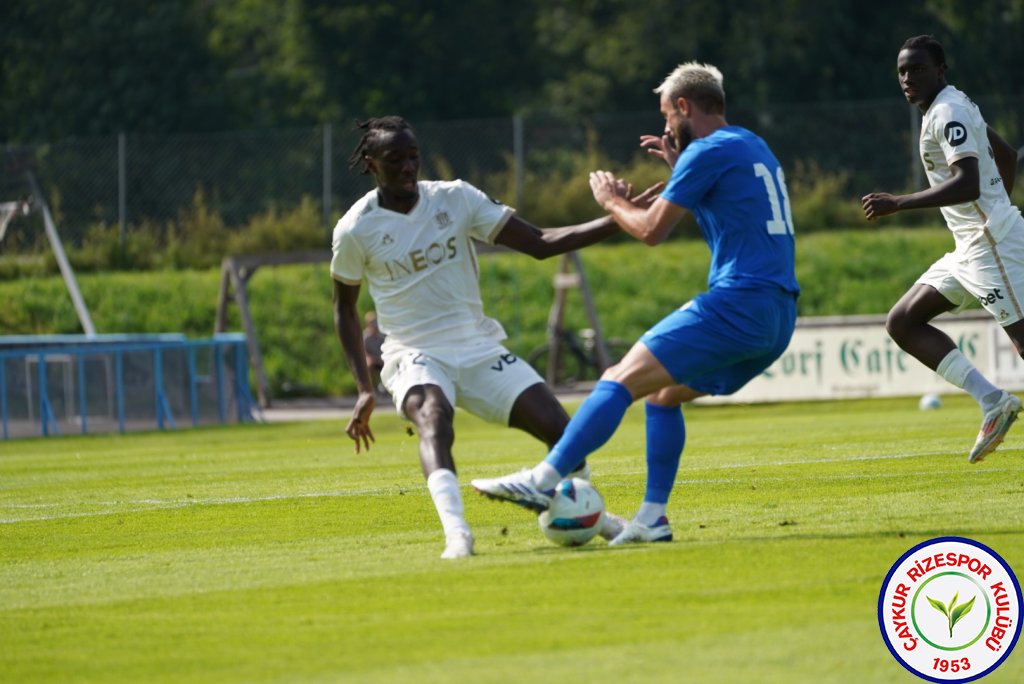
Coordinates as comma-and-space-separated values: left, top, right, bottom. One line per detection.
640, 288, 797, 396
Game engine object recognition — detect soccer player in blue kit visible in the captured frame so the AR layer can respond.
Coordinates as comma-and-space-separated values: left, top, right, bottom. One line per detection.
473, 62, 800, 544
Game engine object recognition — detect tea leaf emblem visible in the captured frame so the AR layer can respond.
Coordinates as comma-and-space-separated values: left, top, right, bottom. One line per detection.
927, 592, 976, 638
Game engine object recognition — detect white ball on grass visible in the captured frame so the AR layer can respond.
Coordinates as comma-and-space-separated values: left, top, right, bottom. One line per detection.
537, 478, 606, 547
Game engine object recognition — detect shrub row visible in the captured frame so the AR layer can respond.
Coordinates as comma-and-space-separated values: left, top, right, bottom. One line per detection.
0, 226, 956, 397
4, 145, 982, 281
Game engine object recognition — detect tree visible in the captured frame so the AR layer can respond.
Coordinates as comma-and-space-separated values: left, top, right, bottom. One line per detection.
205, 0, 330, 127
0, 0, 229, 142
2, 0, 1022, 142
299, 0, 542, 122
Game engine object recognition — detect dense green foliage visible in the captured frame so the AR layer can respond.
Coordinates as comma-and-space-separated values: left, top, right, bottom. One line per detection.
2, 397, 1022, 682
2, 1, 1023, 140
1, 226, 956, 397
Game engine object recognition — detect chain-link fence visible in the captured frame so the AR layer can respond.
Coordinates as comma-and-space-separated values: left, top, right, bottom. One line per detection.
2, 96, 1022, 250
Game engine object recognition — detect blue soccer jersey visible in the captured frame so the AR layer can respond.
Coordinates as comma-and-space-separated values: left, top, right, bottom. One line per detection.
662, 126, 799, 295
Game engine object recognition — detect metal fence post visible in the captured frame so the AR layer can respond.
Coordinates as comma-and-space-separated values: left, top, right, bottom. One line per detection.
0, 358, 7, 440
323, 123, 333, 234
77, 352, 87, 434
118, 132, 126, 248
513, 115, 524, 210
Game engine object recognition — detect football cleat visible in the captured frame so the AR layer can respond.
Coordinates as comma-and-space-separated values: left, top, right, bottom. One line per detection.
440, 531, 474, 559
598, 511, 628, 541
471, 469, 555, 512
969, 392, 1022, 463
608, 516, 673, 546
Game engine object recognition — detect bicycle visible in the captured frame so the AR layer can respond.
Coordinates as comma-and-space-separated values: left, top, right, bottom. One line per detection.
527, 328, 632, 387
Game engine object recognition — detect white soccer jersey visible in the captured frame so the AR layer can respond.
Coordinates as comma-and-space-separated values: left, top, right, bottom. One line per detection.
920, 85, 1022, 249
331, 180, 514, 352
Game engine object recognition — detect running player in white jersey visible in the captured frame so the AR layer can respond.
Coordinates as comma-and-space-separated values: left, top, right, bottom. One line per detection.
862, 35, 1024, 462
332, 116, 659, 559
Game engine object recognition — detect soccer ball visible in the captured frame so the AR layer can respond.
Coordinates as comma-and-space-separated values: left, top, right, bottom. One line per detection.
919, 393, 942, 410
537, 477, 606, 547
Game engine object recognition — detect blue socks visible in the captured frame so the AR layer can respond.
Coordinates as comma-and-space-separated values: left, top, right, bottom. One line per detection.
542, 382, 684, 516
644, 402, 684, 504
545, 380, 634, 476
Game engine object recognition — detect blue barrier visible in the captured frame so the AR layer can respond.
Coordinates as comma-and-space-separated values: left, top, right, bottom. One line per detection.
0, 334, 258, 439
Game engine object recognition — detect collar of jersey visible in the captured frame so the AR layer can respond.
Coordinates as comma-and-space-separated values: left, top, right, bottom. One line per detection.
372, 187, 424, 219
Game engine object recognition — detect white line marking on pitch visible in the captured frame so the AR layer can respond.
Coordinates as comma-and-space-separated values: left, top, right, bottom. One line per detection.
0, 488, 401, 523
2, 449, 1019, 524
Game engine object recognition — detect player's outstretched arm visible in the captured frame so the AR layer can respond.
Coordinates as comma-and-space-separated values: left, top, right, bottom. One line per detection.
492, 214, 615, 259
492, 182, 657, 259
862, 157, 981, 220
333, 279, 376, 453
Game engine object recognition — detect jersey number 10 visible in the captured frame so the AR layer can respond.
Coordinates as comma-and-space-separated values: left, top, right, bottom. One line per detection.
753, 163, 795, 235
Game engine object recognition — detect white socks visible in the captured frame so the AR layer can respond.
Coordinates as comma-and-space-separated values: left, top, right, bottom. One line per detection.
530, 461, 562, 491
936, 349, 1000, 406
636, 501, 667, 527
426, 469, 470, 538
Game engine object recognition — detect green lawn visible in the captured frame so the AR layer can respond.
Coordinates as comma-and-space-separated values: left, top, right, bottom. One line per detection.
1, 396, 1022, 683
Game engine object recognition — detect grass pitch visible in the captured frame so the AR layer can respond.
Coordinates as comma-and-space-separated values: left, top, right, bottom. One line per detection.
2, 395, 1023, 683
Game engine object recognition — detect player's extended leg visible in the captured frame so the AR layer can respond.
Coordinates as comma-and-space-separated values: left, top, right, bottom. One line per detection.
508, 383, 592, 477
507, 382, 570, 447
403, 385, 473, 559
507, 382, 627, 538
608, 402, 682, 545
472, 342, 673, 511
889, 284, 1021, 461
471, 379, 633, 511
886, 283, 959, 369
609, 386, 699, 545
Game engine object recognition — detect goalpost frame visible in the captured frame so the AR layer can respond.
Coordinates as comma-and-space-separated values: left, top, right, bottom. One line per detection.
215, 250, 330, 409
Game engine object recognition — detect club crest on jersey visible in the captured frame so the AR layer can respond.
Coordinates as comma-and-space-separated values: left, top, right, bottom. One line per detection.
434, 211, 451, 228
944, 121, 967, 146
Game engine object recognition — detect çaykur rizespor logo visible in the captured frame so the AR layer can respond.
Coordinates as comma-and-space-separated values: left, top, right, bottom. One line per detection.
879, 537, 1021, 682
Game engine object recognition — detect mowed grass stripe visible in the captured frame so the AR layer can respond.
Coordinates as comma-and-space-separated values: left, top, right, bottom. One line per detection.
1, 453, 1016, 524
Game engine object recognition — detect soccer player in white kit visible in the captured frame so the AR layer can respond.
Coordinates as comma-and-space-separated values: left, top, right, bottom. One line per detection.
862, 35, 1024, 462
331, 116, 658, 558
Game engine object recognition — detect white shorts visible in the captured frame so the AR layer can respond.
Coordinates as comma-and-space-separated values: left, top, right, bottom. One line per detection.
380, 340, 544, 425
918, 221, 1024, 325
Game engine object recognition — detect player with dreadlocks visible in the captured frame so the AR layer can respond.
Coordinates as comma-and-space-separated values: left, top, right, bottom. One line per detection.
330, 116, 662, 558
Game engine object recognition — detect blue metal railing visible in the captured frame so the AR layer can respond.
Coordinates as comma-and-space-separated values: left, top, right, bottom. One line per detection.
0, 335, 258, 440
